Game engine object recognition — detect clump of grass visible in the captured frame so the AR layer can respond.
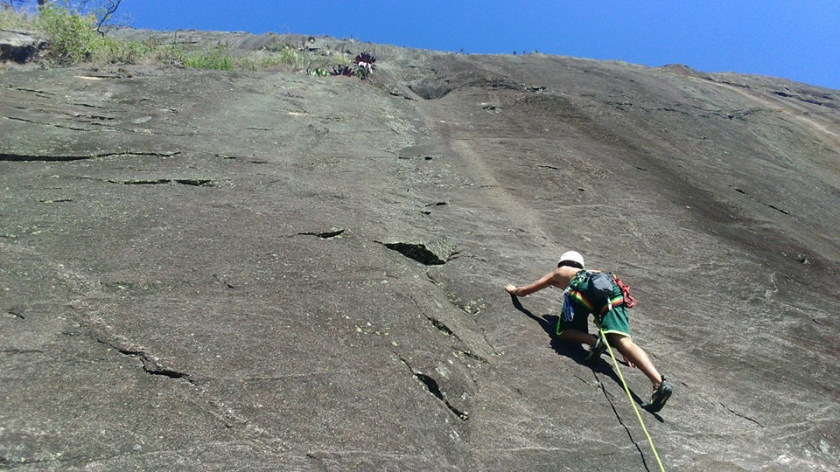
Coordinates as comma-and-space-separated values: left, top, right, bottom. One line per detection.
92, 37, 155, 64
180, 47, 234, 70
0, 6, 367, 74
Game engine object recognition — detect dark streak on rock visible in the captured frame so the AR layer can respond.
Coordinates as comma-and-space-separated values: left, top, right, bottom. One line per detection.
1, 349, 44, 355
458, 350, 488, 364
9, 86, 54, 96
71, 102, 103, 109
37, 198, 73, 203
721, 402, 764, 427
5, 115, 92, 131
768, 204, 790, 215
213, 274, 236, 289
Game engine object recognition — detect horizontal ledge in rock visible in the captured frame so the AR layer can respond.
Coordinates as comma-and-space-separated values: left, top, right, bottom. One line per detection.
0, 150, 181, 162
104, 178, 217, 187
297, 228, 345, 239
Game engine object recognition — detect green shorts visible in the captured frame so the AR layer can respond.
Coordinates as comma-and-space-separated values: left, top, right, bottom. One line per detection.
597, 304, 631, 338
556, 270, 632, 339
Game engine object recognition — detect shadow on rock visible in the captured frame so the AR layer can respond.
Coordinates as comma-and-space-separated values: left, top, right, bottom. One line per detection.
509, 294, 659, 418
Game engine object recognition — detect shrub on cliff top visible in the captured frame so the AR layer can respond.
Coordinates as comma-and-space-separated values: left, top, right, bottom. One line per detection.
37, 4, 102, 63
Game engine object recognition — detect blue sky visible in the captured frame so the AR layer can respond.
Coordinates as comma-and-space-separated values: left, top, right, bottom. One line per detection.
114, 0, 839, 90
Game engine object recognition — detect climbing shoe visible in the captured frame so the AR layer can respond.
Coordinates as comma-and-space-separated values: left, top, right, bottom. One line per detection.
643, 378, 673, 413
585, 333, 607, 363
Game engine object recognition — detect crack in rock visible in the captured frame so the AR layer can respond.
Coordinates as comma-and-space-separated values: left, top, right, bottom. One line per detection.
4, 115, 95, 131
174, 179, 215, 187
377, 240, 453, 265
397, 355, 468, 421
296, 228, 345, 239
111, 179, 172, 185
414, 373, 468, 420
0, 150, 181, 162
31, 258, 263, 436
102, 339, 192, 381
768, 204, 791, 216
426, 316, 458, 339
7, 306, 26, 319
403, 292, 488, 365
213, 273, 236, 289
72, 308, 192, 381
85, 325, 255, 431
720, 402, 764, 427
594, 373, 649, 468
424, 272, 498, 355
6, 86, 55, 97
38, 198, 73, 203
457, 349, 488, 364
1, 349, 44, 355
103, 178, 216, 187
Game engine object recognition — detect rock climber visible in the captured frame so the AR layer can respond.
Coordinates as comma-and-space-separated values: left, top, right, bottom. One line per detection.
505, 250, 672, 412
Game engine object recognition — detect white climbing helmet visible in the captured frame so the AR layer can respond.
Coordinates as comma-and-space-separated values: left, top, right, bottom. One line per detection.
558, 250, 585, 268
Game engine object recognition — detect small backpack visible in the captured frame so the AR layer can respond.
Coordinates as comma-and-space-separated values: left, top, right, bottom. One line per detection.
589, 271, 617, 312
589, 272, 614, 297
563, 270, 637, 322
587, 271, 638, 312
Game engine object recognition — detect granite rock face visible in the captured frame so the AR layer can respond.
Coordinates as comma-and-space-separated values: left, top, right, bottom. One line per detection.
1, 32, 839, 471
0, 30, 45, 62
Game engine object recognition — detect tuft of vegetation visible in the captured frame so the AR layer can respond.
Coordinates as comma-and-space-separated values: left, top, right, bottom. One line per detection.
180, 46, 234, 71
328, 52, 377, 79
354, 52, 376, 78
330, 64, 355, 77
0, 5, 378, 75
37, 4, 101, 63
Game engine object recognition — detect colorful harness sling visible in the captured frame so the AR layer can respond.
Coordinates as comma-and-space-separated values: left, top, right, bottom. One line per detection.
565, 270, 636, 318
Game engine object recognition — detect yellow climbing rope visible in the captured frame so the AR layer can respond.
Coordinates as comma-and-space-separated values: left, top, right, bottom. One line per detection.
600, 329, 666, 472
